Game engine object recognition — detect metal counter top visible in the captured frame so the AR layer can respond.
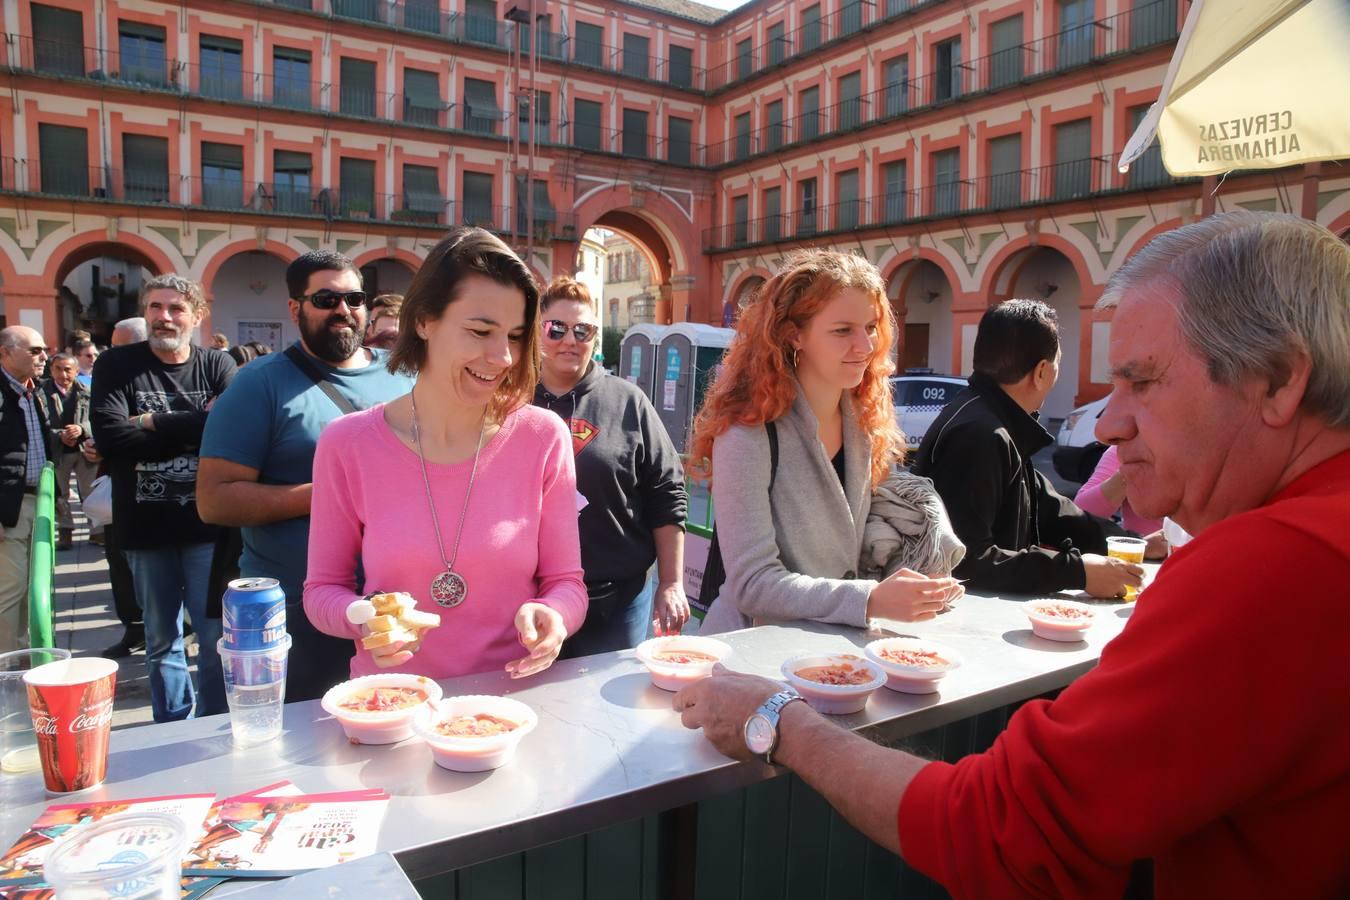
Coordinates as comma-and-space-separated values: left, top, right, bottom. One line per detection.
1, 589, 1136, 881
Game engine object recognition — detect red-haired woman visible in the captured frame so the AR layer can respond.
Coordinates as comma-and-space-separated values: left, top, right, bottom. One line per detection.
690, 250, 963, 633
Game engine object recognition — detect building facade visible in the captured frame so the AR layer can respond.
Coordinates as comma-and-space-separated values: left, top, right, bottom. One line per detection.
2, 0, 1347, 410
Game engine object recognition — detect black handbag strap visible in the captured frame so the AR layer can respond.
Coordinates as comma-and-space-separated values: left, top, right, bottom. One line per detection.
699, 421, 778, 612
284, 345, 361, 416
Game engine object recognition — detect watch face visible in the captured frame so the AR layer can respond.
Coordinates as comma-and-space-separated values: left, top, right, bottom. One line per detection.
745, 714, 775, 755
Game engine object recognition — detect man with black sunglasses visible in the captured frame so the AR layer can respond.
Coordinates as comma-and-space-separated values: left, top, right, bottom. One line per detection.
198, 250, 413, 702
0, 326, 55, 651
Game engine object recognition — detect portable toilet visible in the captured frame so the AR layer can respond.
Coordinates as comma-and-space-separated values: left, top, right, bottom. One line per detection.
654, 323, 735, 454
618, 324, 668, 403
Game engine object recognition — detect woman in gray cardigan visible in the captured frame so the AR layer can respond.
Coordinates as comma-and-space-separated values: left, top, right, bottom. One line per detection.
690, 250, 964, 634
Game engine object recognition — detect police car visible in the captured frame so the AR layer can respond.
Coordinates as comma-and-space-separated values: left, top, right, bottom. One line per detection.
890, 371, 966, 451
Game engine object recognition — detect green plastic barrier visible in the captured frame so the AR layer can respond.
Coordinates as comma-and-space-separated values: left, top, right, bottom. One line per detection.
27, 462, 57, 649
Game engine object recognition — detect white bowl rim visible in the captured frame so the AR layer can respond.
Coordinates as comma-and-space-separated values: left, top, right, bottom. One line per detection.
321, 672, 443, 719
864, 637, 963, 676
634, 635, 733, 667
1025, 599, 1097, 626
780, 652, 887, 695
413, 694, 539, 747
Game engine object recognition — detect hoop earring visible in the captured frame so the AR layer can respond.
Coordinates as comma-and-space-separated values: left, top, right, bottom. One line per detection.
791, 348, 800, 369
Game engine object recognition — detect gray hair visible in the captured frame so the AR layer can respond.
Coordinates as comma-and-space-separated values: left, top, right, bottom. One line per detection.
0, 327, 30, 350
140, 274, 207, 317
113, 317, 148, 342
1100, 212, 1350, 428
49, 352, 78, 367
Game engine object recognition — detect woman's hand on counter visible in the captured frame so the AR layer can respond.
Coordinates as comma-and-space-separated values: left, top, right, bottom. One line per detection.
507, 602, 567, 679
866, 569, 964, 622
673, 665, 784, 762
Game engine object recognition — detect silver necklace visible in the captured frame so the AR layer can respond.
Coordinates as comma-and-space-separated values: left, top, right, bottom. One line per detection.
410, 389, 486, 608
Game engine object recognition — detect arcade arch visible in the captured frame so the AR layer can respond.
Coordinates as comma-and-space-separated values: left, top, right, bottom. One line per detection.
994, 246, 1084, 420
209, 250, 295, 351
887, 259, 954, 374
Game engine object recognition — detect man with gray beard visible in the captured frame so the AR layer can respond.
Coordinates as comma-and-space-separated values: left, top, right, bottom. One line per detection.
91, 276, 236, 722
198, 251, 412, 701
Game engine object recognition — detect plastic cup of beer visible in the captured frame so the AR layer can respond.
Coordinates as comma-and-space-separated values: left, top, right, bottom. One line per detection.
217, 633, 291, 748
1, 647, 72, 776
44, 812, 188, 899
23, 656, 118, 795
1106, 536, 1148, 601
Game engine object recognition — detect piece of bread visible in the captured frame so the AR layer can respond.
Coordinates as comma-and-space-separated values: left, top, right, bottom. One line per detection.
365, 614, 396, 633
400, 609, 441, 630
371, 592, 411, 615
360, 627, 413, 650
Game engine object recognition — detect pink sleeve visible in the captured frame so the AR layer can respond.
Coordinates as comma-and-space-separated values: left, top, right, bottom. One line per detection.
531, 416, 588, 635
302, 423, 365, 642
1073, 445, 1121, 520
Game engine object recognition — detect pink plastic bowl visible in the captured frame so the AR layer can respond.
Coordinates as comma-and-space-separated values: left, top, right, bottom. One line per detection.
1025, 599, 1096, 642
634, 636, 732, 692
321, 673, 442, 745
864, 638, 962, 694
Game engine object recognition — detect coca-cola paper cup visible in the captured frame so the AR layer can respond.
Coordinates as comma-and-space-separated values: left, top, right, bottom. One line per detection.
23, 657, 118, 795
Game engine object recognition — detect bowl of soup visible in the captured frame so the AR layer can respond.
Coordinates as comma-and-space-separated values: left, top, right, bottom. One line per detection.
321, 673, 441, 745
413, 695, 538, 772
1025, 599, 1096, 642
780, 653, 886, 715
863, 638, 962, 694
634, 637, 732, 691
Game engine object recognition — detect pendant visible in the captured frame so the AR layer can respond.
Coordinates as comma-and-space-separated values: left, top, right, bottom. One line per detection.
431, 570, 468, 608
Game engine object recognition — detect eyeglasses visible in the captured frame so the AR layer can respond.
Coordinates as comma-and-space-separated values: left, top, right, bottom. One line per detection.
26, 347, 48, 358
302, 290, 368, 310
542, 320, 598, 343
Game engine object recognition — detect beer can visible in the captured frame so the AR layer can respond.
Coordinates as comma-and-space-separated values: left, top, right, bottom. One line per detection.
222, 577, 287, 651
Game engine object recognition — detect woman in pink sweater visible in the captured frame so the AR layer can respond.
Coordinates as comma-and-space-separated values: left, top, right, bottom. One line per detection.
1075, 444, 1162, 536
304, 228, 587, 682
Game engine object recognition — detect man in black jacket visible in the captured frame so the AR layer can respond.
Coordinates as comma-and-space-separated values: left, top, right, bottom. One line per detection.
41, 353, 96, 551
92, 275, 236, 722
911, 300, 1146, 597
0, 326, 53, 651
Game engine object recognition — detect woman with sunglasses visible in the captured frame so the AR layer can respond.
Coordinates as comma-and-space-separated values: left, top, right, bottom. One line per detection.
533, 278, 690, 655
304, 228, 587, 681
690, 249, 963, 634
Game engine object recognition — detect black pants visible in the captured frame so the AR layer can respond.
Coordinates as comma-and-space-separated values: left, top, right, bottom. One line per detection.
102, 521, 141, 633
284, 606, 357, 703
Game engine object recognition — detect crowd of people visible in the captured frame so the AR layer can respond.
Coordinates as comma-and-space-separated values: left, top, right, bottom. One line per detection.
1, 211, 1345, 895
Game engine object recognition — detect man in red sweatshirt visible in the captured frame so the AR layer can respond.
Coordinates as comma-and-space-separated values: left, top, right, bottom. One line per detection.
675, 211, 1350, 899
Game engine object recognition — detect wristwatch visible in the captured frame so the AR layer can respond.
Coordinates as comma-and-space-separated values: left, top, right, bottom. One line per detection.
743, 688, 806, 765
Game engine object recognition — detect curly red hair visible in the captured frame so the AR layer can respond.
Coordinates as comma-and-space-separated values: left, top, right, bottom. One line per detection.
689, 249, 903, 488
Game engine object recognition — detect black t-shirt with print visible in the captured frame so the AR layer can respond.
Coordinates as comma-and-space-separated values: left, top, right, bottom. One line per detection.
90, 342, 237, 550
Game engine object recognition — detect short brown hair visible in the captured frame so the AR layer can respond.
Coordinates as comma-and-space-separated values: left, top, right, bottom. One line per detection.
369, 293, 403, 326
388, 228, 540, 422
540, 277, 592, 311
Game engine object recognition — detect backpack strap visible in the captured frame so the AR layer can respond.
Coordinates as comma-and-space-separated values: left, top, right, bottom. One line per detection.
284, 345, 361, 416
766, 420, 779, 493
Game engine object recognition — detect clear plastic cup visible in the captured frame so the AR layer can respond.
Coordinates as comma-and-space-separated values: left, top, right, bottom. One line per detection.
45, 812, 187, 899
1, 648, 72, 775
1106, 536, 1148, 601
217, 634, 291, 748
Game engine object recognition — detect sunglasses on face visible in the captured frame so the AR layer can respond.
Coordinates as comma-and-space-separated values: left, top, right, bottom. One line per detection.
302, 290, 368, 310
542, 320, 598, 343
26, 347, 48, 357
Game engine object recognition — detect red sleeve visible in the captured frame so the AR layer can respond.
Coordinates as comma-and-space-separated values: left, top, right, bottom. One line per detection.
897, 513, 1347, 899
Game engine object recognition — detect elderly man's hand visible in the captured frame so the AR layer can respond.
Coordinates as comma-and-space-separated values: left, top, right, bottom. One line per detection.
673, 665, 785, 762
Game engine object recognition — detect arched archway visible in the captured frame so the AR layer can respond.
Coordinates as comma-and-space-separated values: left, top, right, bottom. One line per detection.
886, 259, 955, 374
725, 272, 766, 326
988, 246, 1085, 420
47, 238, 170, 341
208, 249, 296, 351
352, 252, 419, 298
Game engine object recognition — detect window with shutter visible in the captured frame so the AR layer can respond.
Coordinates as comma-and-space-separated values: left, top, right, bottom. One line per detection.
884, 57, 909, 117
883, 160, 908, 221
732, 196, 749, 245
122, 134, 169, 203
766, 101, 784, 150
403, 68, 441, 125
465, 0, 500, 46
837, 72, 862, 131
797, 177, 817, 234
402, 164, 441, 220
200, 36, 243, 100
403, 0, 441, 34
273, 150, 312, 214
39, 124, 89, 196
667, 45, 693, 88
462, 171, 495, 227
118, 21, 168, 87
202, 142, 244, 209
990, 16, 1024, 88
841, 0, 863, 35
623, 109, 649, 158
801, 5, 821, 51
734, 113, 752, 160
340, 58, 377, 117
836, 169, 860, 229
623, 34, 650, 79
463, 78, 499, 134
32, 5, 85, 77
339, 158, 375, 217
575, 22, 604, 67
666, 116, 692, 165
1057, 0, 1094, 69
1127, 104, 1167, 189
764, 187, 782, 240
736, 39, 753, 79
1053, 118, 1093, 199
519, 91, 551, 143
768, 23, 787, 65
573, 99, 603, 150
932, 148, 961, 215
1130, 0, 1178, 49
934, 39, 961, 102
800, 87, 820, 140
273, 48, 312, 109
988, 134, 1022, 208
514, 177, 554, 235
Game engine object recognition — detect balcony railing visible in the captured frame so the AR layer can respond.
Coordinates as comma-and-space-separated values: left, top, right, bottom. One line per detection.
706, 0, 1178, 98
702, 156, 1190, 251
0, 157, 578, 237
708, 3, 1179, 168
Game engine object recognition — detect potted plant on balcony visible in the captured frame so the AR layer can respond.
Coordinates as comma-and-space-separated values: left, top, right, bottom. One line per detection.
347, 199, 371, 219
